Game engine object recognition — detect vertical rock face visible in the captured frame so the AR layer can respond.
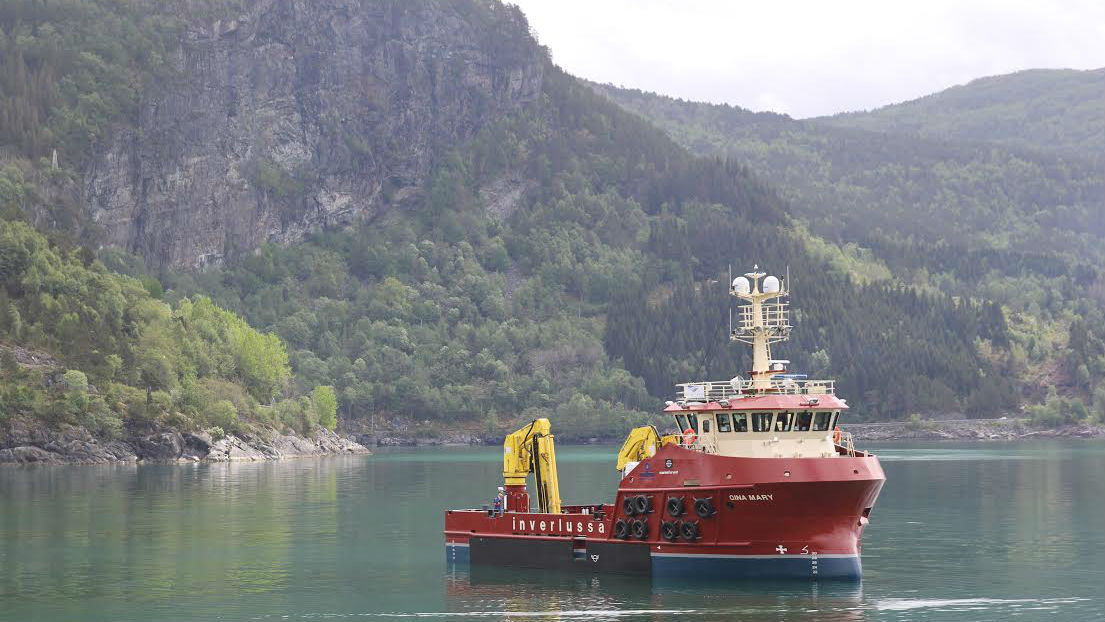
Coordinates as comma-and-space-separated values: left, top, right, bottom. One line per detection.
85, 0, 544, 269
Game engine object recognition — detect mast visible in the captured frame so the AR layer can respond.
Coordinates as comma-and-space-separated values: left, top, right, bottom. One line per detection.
730, 267, 791, 391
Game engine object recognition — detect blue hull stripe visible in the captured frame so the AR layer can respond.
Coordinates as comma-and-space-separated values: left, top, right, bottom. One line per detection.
651, 552, 861, 580
446, 542, 470, 563
446, 543, 860, 580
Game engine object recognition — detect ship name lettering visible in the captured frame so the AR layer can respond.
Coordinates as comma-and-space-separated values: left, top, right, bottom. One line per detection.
728, 493, 774, 501
588, 522, 594, 533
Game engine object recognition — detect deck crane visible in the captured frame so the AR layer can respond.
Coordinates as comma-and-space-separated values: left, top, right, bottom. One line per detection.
502, 418, 561, 513
616, 426, 679, 475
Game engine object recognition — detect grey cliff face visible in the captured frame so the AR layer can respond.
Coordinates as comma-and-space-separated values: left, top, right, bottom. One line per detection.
85, 0, 544, 269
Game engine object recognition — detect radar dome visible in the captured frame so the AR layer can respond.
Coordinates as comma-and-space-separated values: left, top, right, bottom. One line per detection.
762, 275, 781, 293
733, 276, 750, 294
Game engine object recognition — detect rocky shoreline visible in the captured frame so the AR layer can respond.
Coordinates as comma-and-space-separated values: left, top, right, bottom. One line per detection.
357, 418, 1105, 447
0, 419, 369, 465
5, 417, 1099, 465
843, 418, 1105, 441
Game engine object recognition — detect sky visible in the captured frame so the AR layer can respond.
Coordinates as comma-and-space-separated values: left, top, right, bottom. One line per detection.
508, 0, 1105, 119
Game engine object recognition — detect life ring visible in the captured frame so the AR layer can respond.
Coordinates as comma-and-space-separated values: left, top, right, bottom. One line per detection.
633, 495, 651, 515
631, 519, 649, 540
665, 496, 685, 517
694, 497, 716, 519
613, 519, 629, 539
680, 520, 700, 541
682, 427, 697, 445
660, 520, 679, 542
622, 496, 638, 516
833, 426, 842, 444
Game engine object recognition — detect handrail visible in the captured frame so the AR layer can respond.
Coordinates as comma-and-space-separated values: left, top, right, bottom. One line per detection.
675, 378, 835, 401
839, 431, 856, 457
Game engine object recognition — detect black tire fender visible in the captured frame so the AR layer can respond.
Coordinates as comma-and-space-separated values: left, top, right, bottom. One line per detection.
681, 520, 700, 541
666, 496, 684, 517
631, 519, 649, 540
660, 520, 679, 542
694, 497, 716, 518
622, 496, 637, 516
614, 518, 629, 539
633, 494, 651, 515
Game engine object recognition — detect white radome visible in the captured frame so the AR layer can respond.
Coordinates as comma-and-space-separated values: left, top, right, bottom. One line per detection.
733, 276, 750, 294
762, 275, 780, 293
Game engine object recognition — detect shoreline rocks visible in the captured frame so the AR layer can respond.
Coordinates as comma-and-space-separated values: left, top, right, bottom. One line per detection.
843, 418, 1105, 441
0, 419, 369, 465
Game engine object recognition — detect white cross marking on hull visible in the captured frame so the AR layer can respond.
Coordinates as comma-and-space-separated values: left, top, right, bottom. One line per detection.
776, 545, 787, 554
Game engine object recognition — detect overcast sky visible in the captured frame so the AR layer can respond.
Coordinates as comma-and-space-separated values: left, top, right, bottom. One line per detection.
509, 0, 1105, 119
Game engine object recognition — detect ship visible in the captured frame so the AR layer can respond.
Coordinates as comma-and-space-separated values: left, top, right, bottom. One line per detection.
444, 267, 885, 580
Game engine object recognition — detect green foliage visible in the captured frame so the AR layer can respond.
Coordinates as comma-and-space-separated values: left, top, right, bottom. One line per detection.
1027, 387, 1092, 428
0, 219, 313, 436
3, 0, 1095, 440
0, 0, 186, 163
593, 78, 1104, 420
251, 159, 303, 199
311, 385, 338, 431
820, 68, 1105, 164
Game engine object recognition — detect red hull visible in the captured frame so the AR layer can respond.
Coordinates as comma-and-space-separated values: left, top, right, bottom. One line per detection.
444, 444, 884, 578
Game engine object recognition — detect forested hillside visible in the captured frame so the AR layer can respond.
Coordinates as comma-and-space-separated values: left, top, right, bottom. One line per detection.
820, 68, 1105, 163
593, 75, 1105, 426
2, 0, 1100, 449
0, 0, 337, 450
0, 220, 337, 440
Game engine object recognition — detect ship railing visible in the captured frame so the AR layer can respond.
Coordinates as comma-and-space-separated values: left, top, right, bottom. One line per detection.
674, 378, 835, 402
838, 431, 856, 457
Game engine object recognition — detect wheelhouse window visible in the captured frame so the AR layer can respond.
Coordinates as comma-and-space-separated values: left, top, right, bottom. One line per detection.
675, 414, 688, 431
716, 413, 732, 432
687, 413, 699, 433
795, 411, 813, 431
732, 413, 748, 432
812, 411, 832, 431
702, 417, 712, 433
775, 412, 793, 432
751, 412, 774, 432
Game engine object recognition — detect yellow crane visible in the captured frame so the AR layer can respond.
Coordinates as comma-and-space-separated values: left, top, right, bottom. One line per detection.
502, 418, 561, 514
616, 425, 679, 472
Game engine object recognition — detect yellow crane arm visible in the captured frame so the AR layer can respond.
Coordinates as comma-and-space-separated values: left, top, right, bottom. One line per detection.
502, 418, 561, 514
616, 425, 679, 471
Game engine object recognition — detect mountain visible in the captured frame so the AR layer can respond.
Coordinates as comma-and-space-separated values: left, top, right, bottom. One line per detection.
2, 0, 1100, 454
588, 79, 1105, 269
818, 68, 1105, 163
591, 72, 1105, 421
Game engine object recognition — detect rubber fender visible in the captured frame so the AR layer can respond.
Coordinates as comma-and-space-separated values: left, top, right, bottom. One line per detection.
633, 494, 651, 515
613, 518, 629, 540
622, 496, 637, 517
694, 497, 717, 518
660, 520, 680, 542
631, 519, 649, 540
666, 496, 684, 517
681, 520, 700, 541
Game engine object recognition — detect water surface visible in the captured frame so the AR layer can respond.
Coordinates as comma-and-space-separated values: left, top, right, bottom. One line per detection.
1, 441, 1102, 621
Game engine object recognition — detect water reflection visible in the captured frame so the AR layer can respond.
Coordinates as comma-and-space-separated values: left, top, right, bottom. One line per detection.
444, 566, 867, 622
0, 442, 1102, 622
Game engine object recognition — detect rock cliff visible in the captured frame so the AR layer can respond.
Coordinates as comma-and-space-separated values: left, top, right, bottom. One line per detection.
85, 0, 544, 269
0, 418, 369, 465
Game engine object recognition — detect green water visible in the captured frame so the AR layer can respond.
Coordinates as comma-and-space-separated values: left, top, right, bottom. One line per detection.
1, 441, 1102, 621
